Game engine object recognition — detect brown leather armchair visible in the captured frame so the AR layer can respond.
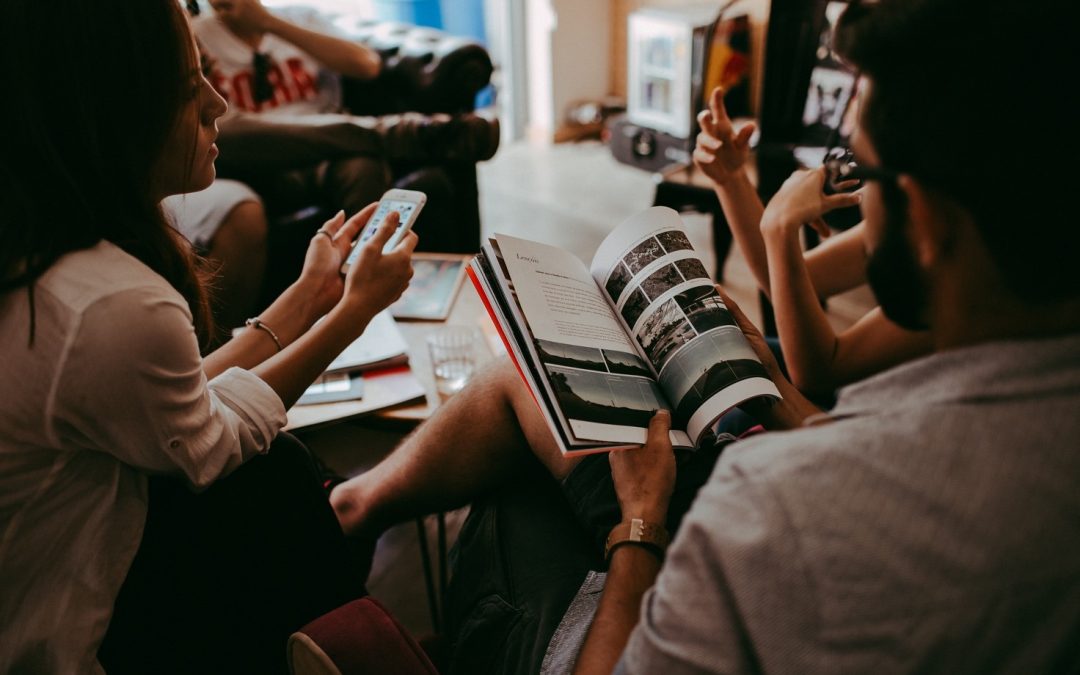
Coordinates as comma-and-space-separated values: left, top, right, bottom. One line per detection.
335, 16, 495, 252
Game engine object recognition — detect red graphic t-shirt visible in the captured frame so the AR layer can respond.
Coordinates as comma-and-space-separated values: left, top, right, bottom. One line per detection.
193, 14, 338, 115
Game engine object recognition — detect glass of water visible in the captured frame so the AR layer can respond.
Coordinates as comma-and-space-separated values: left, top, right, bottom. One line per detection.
426, 326, 478, 398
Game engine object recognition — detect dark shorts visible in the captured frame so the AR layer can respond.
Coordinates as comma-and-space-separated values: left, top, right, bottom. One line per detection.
99, 433, 365, 675
562, 436, 732, 554
444, 435, 732, 675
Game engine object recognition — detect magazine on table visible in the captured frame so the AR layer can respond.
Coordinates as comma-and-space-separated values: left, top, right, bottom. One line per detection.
290, 311, 424, 428
468, 206, 781, 456
325, 309, 409, 374
294, 310, 409, 406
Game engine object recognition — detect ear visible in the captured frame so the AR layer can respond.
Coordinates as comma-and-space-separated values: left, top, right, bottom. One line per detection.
897, 174, 958, 268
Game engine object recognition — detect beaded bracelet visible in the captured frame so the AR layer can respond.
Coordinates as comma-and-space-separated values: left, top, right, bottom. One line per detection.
245, 317, 283, 352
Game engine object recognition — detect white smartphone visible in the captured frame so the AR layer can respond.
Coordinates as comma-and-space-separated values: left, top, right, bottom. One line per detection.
340, 188, 426, 274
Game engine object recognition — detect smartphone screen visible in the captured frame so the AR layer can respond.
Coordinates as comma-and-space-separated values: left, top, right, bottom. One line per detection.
343, 199, 418, 268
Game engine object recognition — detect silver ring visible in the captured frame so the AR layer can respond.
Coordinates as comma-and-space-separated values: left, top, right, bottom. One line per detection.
315, 229, 333, 242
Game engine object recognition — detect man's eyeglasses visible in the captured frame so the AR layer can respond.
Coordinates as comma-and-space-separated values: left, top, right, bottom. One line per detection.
252, 52, 274, 104
824, 146, 898, 187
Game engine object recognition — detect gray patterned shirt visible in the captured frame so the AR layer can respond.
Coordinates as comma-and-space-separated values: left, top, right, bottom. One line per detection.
614, 333, 1080, 673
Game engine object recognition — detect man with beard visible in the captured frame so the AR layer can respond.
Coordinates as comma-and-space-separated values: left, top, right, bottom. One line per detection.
326, 0, 1080, 671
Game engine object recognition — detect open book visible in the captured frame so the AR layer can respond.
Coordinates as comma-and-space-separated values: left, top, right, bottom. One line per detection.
468, 207, 780, 455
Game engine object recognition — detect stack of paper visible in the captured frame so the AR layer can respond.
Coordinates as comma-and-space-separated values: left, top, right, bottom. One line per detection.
326, 310, 409, 374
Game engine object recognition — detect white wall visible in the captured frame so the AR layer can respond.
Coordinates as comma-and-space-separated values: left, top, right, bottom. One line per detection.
524, 0, 612, 140
525, 0, 557, 137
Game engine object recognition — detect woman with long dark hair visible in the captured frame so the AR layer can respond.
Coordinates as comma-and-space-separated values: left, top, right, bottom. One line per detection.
0, 1, 415, 672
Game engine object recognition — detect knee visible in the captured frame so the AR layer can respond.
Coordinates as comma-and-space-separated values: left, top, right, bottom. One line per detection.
209, 200, 268, 258
330, 157, 390, 191
224, 200, 268, 248
484, 356, 529, 404
395, 167, 453, 202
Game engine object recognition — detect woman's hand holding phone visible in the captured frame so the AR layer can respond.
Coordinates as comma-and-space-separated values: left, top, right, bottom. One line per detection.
340, 207, 416, 321
246, 205, 415, 409
292, 202, 416, 326
295, 206, 373, 322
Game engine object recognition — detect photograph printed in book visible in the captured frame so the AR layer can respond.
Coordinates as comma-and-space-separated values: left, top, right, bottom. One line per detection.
609, 230, 704, 309
623, 236, 665, 275
633, 281, 770, 427
637, 298, 695, 372
674, 258, 710, 283
606, 261, 634, 303
621, 288, 651, 330
536, 339, 663, 428
640, 263, 685, 302
655, 230, 694, 254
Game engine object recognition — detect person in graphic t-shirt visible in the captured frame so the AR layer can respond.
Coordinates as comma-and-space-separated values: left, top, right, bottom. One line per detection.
195, 0, 379, 116
166, 0, 498, 345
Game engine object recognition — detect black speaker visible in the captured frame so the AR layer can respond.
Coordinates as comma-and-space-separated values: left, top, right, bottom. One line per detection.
607, 113, 693, 174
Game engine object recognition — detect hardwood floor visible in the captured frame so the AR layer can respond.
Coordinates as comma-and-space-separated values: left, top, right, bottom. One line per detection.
477, 139, 875, 329
301, 138, 874, 637
477, 140, 744, 313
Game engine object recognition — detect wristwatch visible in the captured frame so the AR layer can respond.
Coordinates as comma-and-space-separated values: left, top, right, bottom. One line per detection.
604, 518, 669, 562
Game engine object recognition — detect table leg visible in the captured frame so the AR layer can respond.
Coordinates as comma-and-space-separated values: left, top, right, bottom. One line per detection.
652, 180, 733, 282
415, 517, 441, 633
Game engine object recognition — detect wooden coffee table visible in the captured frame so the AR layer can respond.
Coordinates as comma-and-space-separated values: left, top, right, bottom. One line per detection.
376, 275, 499, 426
287, 264, 498, 633
285, 267, 498, 432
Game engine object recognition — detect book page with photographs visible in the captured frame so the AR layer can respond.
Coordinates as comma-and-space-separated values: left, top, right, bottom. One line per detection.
490, 235, 692, 448
590, 207, 781, 443
470, 247, 603, 453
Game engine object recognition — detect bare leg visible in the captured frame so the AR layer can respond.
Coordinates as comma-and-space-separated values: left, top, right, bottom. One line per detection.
205, 200, 267, 343
331, 358, 582, 538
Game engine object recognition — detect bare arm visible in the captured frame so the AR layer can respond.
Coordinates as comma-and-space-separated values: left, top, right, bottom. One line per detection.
204, 206, 416, 408
212, 0, 380, 80
825, 308, 934, 387
263, 13, 380, 79
716, 287, 824, 430
574, 299, 830, 670
571, 378, 819, 675
694, 87, 771, 295
255, 215, 415, 408
574, 546, 664, 675
803, 222, 871, 298
760, 169, 933, 393
203, 212, 341, 379
203, 209, 363, 379
695, 88, 931, 393
695, 88, 864, 302
573, 412, 675, 675
772, 233, 930, 392
716, 172, 771, 293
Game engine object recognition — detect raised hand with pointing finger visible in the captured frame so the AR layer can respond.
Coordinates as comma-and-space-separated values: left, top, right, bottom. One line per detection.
693, 86, 756, 186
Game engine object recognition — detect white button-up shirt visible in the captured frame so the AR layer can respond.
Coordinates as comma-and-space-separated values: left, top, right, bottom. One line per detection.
0, 241, 286, 674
